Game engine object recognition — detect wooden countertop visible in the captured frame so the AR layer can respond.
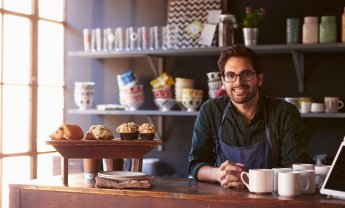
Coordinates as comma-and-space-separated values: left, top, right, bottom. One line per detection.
9, 174, 345, 208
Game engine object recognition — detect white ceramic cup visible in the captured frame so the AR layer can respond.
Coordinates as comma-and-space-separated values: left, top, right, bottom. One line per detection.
240, 169, 273, 194
292, 163, 314, 171
324, 97, 344, 113
300, 101, 312, 113
311, 102, 325, 113
278, 171, 309, 197
272, 168, 292, 192
315, 165, 331, 188
297, 170, 319, 194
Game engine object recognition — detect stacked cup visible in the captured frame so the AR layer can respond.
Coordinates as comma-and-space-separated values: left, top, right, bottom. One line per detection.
74, 82, 95, 110
175, 77, 195, 110
181, 88, 203, 112
150, 73, 175, 111
117, 71, 144, 111
207, 71, 223, 99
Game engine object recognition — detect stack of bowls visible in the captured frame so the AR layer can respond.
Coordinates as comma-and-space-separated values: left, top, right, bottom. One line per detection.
207, 71, 222, 99
74, 82, 95, 110
151, 73, 175, 111
152, 87, 176, 111
117, 71, 144, 111
181, 88, 203, 112
119, 84, 144, 111
175, 77, 195, 110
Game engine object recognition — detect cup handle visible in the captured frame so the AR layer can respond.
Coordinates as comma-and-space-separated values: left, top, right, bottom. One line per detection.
240, 171, 250, 189
315, 174, 324, 189
338, 100, 344, 110
299, 175, 310, 192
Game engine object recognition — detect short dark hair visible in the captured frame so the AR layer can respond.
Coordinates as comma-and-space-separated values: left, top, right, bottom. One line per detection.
217, 44, 263, 75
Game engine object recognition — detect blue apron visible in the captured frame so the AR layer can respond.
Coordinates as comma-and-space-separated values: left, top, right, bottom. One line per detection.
215, 102, 276, 170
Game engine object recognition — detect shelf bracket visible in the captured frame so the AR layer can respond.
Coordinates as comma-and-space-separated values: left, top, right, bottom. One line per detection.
147, 115, 164, 151
291, 51, 305, 93
146, 56, 164, 77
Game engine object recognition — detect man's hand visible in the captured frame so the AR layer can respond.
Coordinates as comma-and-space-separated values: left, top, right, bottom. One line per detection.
217, 160, 246, 189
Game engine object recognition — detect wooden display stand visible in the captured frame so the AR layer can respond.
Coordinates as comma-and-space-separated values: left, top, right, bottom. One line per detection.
46, 139, 163, 185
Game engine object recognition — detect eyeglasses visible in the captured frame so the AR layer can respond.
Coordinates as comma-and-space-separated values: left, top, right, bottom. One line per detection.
222, 70, 257, 83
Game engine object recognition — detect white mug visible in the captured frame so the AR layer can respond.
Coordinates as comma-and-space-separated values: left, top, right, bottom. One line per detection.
292, 163, 314, 171
272, 168, 292, 192
240, 169, 273, 194
310, 102, 325, 113
315, 165, 331, 188
324, 97, 344, 113
278, 171, 309, 197
300, 101, 312, 113
297, 170, 319, 194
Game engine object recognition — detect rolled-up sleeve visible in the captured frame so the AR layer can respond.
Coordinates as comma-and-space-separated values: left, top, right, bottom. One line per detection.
188, 103, 217, 179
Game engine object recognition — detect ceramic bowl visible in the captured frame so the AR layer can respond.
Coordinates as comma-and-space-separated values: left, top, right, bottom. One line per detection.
120, 91, 144, 111
181, 97, 203, 112
206, 71, 222, 82
74, 89, 95, 110
154, 98, 176, 111
152, 87, 172, 99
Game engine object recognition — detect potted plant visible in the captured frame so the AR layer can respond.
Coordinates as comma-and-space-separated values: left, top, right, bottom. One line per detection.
242, 7, 266, 46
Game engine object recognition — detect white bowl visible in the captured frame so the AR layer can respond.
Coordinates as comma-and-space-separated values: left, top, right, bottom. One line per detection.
181, 98, 202, 112
154, 98, 176, 111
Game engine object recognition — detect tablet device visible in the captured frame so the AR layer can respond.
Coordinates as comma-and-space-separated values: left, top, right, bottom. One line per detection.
320, 138, 345, 199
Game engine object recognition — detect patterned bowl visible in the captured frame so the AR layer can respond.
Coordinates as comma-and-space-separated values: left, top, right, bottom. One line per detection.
154, 98, 176, 111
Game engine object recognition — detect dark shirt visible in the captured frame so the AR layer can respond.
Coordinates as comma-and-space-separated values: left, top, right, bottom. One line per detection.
188, 95, 311, 179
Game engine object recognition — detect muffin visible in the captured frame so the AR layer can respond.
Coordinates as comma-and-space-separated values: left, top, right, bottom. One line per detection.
138, 123, 156, 140
50, 124, 84, 140
116, 122, 139, 140
84, 125, 114, 140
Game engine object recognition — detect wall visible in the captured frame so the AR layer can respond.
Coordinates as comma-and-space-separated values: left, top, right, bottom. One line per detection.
66, 0, 345, 177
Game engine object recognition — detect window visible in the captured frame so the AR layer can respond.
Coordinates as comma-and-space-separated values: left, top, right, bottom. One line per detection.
0, 1, 65, 207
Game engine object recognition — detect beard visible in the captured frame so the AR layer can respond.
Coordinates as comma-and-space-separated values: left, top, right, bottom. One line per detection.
227, 83, 259, 104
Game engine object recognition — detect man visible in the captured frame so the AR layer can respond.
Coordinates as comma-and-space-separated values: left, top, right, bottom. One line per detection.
188, 45, 311, 188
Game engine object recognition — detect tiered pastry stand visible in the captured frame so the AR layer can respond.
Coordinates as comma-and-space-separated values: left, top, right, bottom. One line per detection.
46, 139, 163, 185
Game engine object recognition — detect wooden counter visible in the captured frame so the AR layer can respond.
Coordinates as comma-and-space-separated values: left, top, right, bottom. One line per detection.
9, 174, 345, 208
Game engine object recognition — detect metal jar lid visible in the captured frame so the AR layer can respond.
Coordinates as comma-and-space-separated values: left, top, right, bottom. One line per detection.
219, 14, 238, 28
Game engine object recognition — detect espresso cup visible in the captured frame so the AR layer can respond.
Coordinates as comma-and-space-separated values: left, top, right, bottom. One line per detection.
278, 171, 309, 197
315, 165, 331, 188
292, 163, 314, 171
324, 97, 344, 113
311, 102, 325, 113
272, 168, 292, 192
240, 169, 273, 194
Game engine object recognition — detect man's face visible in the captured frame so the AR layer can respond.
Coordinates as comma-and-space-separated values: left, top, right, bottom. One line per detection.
222, 57, 263, 104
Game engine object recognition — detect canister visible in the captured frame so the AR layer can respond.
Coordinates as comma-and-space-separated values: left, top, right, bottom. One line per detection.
218, 14, 238, 47
302, 16, 318, 44
319, 16, 337, 43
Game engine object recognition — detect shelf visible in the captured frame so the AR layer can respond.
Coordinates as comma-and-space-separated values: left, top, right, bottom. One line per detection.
68, 43, 345, 58
68, 109, 345, 118
68, 43, 345, 93
301, 113, 345, 118
68, 109, 199, 116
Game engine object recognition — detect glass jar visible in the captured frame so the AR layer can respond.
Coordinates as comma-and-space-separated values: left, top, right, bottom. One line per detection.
218, 14, 238, 47
302, 16, 318, 44
286, 18, 300, 44
319, 16, 337, 43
